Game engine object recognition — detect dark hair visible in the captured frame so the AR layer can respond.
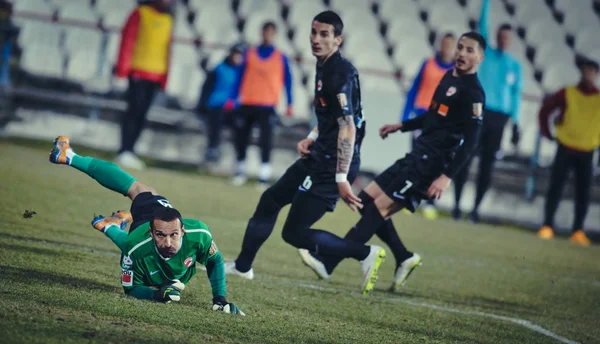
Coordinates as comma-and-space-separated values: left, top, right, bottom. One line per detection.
313, 10, 344, 36
576, 54, 600, 71
460, 31, 487, 51
442, 32, 455, 40
498, 23, 512, 32
149, 206, 183, 231
262, 21, 277, 31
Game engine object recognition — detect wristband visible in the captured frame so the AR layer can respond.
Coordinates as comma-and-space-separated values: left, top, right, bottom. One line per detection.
307, 131, 319, 141
335, 173, 347, 183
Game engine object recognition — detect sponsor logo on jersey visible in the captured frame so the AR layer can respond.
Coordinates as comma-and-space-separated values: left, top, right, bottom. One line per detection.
209, 241, 218, 256
150, 270, 160, 276
184, 257, 194, 268
122, 269, 133, 287
446, 86, 457, 97
437, 104, 449, 117
122, 255, 132, 266
506, 72, 516, 85
392, 192, 405, 200
337, 93, 349, 112
473, 103, 483, 116
317, 79, 323, 91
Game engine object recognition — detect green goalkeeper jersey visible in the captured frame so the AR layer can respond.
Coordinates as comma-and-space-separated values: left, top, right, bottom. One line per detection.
120, 218, 218, 292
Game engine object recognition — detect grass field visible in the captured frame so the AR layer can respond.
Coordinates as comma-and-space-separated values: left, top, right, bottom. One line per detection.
1, 140, 599, 344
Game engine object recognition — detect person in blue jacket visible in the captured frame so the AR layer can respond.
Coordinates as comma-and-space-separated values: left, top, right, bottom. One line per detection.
452, 0, 523, 223
197, 43, 245, 163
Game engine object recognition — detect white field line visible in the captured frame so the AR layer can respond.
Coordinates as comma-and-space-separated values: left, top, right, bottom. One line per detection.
285, 281, 579, 344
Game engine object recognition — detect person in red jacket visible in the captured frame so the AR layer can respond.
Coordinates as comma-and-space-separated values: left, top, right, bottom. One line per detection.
114, 0, 173, 169
536, 56, 600, 247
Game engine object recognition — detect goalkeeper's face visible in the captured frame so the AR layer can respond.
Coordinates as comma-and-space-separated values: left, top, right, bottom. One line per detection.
150, 219, 184, 258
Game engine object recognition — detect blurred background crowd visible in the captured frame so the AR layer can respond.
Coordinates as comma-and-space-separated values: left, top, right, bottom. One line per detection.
0, 0, 598, 243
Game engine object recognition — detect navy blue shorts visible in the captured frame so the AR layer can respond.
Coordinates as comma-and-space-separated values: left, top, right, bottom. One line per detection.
129, 192, 172, 232
375, 152, 444, 212
270, 157, 360, 212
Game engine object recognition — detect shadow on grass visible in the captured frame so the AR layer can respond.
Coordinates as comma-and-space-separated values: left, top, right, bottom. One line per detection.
0, 233, 119, 257
0, 265, 118, 294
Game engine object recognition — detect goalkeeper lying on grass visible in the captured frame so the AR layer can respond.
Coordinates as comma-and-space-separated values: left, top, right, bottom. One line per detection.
49, 136, 244, 315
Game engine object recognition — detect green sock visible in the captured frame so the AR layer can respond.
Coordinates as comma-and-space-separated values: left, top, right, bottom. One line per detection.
104, 225, 128, 253
70, 155, 136, 196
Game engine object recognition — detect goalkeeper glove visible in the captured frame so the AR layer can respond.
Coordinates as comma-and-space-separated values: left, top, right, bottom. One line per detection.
212, 296, 245, 316
154, 280, 185, 303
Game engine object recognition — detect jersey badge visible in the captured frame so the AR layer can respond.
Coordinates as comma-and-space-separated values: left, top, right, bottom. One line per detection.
122, 255, 132, 267
209, 241, 218, 256
317, 79, 323, 91
473, 103, 483, 116
437, 104, 449, 117
446, 86, 457, 97
184, 257, 194, 268
337, 93, 349, 111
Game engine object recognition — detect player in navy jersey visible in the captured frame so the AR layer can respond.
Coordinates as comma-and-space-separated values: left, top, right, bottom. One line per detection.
224, 11, 385, 295
301, 32, 487, 291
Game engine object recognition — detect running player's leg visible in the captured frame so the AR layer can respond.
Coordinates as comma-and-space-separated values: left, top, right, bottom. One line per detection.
321, 180, 412, 274
281, 190, 385, 294
451, 155, 473, 219
232, 160, 307, 274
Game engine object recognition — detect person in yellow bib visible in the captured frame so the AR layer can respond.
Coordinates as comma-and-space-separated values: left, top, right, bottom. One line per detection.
114, 0, 173, 170
537, 56, 600, 246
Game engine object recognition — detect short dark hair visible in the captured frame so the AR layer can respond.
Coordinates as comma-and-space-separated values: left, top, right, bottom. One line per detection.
149, 206, 183, 231
498, 23, 512, 32
460, 31, 487, 51
313, 10, 344, 36
442, 32, 455, 40
576, 54, 600, 71
262, 21, 277, 31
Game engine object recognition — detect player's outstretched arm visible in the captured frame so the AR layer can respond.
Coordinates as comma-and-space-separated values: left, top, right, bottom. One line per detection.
336, 115, 362, 211
206, 250, 245, 315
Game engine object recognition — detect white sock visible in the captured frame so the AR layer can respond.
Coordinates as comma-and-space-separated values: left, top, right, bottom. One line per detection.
66, 149, 75, 164
259, 163, 271, 182
236, 160, 247, 176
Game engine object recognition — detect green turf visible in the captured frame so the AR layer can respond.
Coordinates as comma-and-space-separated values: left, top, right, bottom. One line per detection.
1, 141, 599, 344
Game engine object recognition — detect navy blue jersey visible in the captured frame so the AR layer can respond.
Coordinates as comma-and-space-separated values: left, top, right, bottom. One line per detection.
311, 51, 365, 164
401, 70, 486, 178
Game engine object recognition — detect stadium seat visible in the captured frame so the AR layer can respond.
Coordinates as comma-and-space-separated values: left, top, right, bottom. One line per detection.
511, 0, 553, 26
63, 27, 102, 55
343, 30, 387, 63
95, 0, 136, 14
204, 49, 229, 70
13, 0, 55, 16
243, 13, 285, 44
378, 0, 419, 23
173, 15, 195, 41
290, 86, 313, 120
17, 21, 64, 49
237, 0, 281, 19
105, 32, 121, 65
166, 62, 205, 109
426, 0, 470, 35
588, 48, 600, 64
464, 0, 510, 20
171, 42, 200, 65
336, 7, 380, 37
58, 3, 99, 23
20, 43, 65, 79
541, 63, 580, 92
563, 9, 600, 37
574, 28, 600, 55
102, 10, 130, 30
194, 4, 238, 46
534, 41, 575, 70
353, 52, 395, 74
525, 19, 565, 49
66, 49, 100, 84
392, 37, 433, 78
386, 15, 428, 46
359, 73, 401, 94
286, 0, 326, 32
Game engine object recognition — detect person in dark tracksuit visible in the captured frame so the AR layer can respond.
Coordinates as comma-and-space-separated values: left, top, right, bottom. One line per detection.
226, 21, 293, 187
197, 44, 245, 163
536, 57, 600, 247
452, 0, 522, 222
114, 0, 173, 170
224, 11, 388, 295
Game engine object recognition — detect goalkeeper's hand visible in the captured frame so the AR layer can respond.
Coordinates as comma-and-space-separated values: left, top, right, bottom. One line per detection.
212, 296, 245, 316
155, 280, 185, 303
